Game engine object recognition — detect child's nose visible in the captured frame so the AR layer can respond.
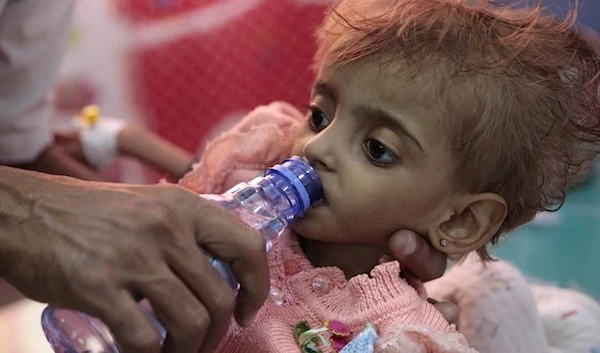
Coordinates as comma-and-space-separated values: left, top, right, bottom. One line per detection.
303, 134, 337, 172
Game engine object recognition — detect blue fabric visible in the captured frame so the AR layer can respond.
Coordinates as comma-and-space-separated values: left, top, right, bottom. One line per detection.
339, 324, 379, 353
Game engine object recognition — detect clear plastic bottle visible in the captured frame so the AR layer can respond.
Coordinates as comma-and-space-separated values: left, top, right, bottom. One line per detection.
41, 156, 322, 353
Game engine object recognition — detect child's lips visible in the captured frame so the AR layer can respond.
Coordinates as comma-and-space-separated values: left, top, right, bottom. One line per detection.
313, 199, 327, 208
312, 194, 328, 208
312, 171, 329, 208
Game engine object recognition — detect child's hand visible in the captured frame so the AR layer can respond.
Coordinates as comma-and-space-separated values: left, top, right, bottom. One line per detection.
55, 107, 194, 179
54, 106, 126, 170
54, 130, 87, 163
388, 230, 458, 324
11, 143, 105, 181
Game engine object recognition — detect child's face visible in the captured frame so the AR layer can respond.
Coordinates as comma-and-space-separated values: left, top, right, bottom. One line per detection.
290, 57, 462, 246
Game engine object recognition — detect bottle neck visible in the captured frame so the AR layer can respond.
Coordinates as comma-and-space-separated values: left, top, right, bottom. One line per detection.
262, 157, 322, 221
262, 172, 304, 221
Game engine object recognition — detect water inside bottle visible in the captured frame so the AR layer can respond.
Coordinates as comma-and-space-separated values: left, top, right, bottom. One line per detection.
231, 207, 287, 251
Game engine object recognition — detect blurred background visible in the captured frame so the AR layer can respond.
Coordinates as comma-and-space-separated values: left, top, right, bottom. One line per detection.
0, 0, 598, 351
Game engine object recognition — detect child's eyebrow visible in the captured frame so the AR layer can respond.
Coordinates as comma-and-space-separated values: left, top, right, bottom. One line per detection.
312, 81, 337, 101
353, 104, 424, 152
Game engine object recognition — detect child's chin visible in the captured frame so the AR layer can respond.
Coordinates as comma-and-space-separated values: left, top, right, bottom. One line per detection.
290, 221, 333, 241
296, 203, 328, 223
290, 221, 306, 234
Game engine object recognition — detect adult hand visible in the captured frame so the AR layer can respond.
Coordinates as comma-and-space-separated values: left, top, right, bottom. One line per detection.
388, 230, 458, 324
0, 167, 269, 353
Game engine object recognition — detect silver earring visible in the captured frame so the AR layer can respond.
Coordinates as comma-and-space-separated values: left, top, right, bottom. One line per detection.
440, 238, 449, 247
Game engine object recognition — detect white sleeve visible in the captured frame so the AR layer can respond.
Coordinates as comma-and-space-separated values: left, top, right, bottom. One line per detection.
0, 0, 74, 163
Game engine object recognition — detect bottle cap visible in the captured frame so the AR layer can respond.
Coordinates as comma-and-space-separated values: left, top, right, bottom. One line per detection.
266, 156, 323, 215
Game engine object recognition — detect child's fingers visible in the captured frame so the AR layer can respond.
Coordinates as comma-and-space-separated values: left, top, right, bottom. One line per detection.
54, 131, 87, 161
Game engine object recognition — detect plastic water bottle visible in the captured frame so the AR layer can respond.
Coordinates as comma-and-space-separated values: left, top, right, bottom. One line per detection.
41, 156, 322, 353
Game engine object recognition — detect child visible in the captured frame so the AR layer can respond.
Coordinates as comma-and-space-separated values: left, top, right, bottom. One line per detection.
179, 0, 600, 352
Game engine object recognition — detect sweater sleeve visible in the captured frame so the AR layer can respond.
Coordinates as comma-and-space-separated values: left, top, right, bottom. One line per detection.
179, 101, 305, 194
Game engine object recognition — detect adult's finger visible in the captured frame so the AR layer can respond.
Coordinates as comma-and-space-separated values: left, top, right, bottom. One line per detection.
139, 268, 210, 353
185, 198, 270, 328
435, 302, 459, 325
428, 298, 459, 325
388, 230, 447, 282
99, 291, 162, 353
165, 242, 237, 353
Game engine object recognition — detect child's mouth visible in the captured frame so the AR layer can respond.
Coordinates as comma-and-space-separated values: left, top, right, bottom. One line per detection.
311, 195, 328, 208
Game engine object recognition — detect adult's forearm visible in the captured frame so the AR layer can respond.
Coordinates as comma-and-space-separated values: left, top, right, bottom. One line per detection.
0, 167, 41, 278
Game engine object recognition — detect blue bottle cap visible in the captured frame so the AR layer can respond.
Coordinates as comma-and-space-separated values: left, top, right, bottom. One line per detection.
265, 156, 323, 214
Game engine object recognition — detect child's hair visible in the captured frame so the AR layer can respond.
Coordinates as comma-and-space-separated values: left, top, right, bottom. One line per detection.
315, 0, 600, 259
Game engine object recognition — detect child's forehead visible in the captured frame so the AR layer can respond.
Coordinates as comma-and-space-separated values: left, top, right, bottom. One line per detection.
315, 55, 447, 112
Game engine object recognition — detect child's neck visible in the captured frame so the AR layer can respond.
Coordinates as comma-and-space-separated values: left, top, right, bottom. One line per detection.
298, 236, 388, 279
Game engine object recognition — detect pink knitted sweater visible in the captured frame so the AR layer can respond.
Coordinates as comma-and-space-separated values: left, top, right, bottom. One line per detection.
179, 102, 477, 353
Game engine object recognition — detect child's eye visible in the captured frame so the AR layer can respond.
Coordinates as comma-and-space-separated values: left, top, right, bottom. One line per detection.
308, 107, 331, 132
363, 139, 398, 165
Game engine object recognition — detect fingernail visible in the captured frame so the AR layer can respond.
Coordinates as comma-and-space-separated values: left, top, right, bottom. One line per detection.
395, 232, 417, 256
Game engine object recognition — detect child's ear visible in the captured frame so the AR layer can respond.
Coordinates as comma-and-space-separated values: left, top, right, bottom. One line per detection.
428, 193, 507, 256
